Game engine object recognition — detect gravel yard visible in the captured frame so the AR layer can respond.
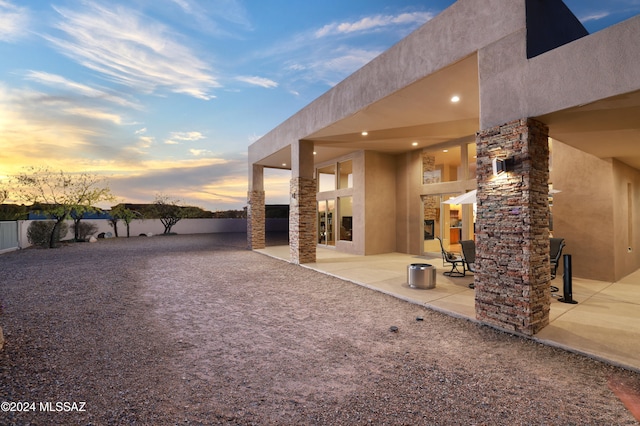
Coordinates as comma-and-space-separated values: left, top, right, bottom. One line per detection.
0, 233, 638, 425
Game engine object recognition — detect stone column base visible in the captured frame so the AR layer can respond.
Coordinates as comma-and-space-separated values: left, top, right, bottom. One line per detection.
290, 177, 316, 264
247, 190, 265, 249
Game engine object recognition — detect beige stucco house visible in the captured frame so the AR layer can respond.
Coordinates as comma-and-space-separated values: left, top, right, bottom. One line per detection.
247, 0, 640, 335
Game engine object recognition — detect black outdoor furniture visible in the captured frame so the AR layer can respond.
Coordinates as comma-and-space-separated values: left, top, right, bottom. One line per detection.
460, 240, 477, 289
436, 236, 466, 277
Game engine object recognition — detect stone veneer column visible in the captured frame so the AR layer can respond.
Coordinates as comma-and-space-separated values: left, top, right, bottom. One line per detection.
289, 177, 316, 264
475, 118, 551, 335
289, 139, 316, 264
422, 153, 438, 224
247, 163, 265, 250
247, 189, 265, 249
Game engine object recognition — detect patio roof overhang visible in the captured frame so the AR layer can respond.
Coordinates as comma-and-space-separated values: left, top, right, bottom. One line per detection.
251, 3, 640, 173
256, 53, 480, 169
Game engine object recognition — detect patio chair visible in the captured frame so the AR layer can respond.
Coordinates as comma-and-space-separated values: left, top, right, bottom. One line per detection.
550, 237, 565, 286
436, 236, 466, 277
460, 240, 477, 289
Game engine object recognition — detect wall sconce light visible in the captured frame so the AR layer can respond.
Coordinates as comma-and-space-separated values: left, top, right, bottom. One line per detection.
492, 157, 514, 176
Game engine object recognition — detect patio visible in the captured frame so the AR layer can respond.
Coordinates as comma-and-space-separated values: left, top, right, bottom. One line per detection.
257, 244, 640, 373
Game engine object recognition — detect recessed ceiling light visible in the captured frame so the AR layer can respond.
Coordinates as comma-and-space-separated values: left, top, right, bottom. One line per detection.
313, 151, 317, 155
361, 131, 368, 136
412, 142, 418, 146
282, 163, 287, 167
451, 95, 460, 103
443, 149, 449, 153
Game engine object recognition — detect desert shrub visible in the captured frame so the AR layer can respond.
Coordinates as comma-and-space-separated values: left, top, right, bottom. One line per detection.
74, 222, 99, 241
27, 221, 69, 247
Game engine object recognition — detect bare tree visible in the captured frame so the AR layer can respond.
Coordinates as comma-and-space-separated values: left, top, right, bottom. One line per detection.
12, 167, 114, 247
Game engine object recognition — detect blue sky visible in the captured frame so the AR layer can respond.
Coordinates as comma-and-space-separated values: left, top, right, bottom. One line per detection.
1, 0, 638, 211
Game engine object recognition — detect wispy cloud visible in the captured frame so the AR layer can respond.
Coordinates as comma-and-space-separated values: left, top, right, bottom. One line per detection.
579, 11, 611, 22
64, 107, 122, 124
106, 158, 247, 208
315, 12, 435, 38
168, 0, 251, 36
0, 1, 29, 42
235, 76, 278, 88
252, 9, 436, 91
44, 2, 221, 100
25, 70, 139, 108
164, 131, 206, 145
189, 148, 212, 156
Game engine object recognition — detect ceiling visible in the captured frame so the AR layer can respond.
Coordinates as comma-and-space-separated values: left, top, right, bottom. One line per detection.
538, 90, 640, 170
258, 52, 640, 172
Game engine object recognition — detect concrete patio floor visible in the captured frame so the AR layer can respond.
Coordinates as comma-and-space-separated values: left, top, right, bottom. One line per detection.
257, 245, 640, 373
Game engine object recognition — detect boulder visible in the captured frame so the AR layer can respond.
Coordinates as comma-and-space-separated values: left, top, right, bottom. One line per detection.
89, 236, 98, 243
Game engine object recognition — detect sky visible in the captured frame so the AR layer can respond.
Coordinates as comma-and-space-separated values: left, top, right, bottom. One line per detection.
1, 0, 639, 211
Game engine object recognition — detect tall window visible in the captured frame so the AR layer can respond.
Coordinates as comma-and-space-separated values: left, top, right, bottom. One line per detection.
338, 160, 353, 189
338, 196, 353, 241
318, 200, 335, 245
467, 143, 477, 179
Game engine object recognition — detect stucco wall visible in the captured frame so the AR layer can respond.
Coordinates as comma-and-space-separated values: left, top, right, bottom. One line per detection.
394, 151, 422, 255
550, 141, 616, 281
16, 218, 288, 249
364, 151, 397, 255
479, 15, 640, 129
612, 159, 640, 280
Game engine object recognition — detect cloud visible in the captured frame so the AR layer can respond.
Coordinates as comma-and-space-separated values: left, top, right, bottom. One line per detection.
64, 107, 122, 124
235, 76, 278, 88
137, 135, 155, 149
250, 9, 437, 92
107, 158, 249, 209
164, 131, 206, 145
315, 12, 435, 38
189, 148, 211, 156
579, 11, 611, 22
25, 70, 139, 108
167, 0, 252, 35
0, 1, 29, 42
44, 2, 221, 100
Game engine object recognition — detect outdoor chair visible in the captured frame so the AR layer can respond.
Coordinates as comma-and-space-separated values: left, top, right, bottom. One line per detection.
460, 240, 477, 289
436, 236, 466, 277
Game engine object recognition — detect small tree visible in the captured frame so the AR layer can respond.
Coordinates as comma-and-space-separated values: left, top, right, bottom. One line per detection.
12, 167, 114, 248
151, 195, 184, 234
109, 204, 139, 237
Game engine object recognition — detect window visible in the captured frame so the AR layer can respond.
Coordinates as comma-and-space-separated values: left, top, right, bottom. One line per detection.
318, 199, 335, 245
317, 164, 336, 192
423, 147, 462, 184
467, 143, 477, 179
338, 160, 353, 189
338, 196, 353, 241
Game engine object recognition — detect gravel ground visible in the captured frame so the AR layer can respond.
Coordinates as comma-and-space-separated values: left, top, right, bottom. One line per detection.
0, 233, 639, 425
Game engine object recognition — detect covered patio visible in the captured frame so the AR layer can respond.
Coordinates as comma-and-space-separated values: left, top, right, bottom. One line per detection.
257, 244, 640, 373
